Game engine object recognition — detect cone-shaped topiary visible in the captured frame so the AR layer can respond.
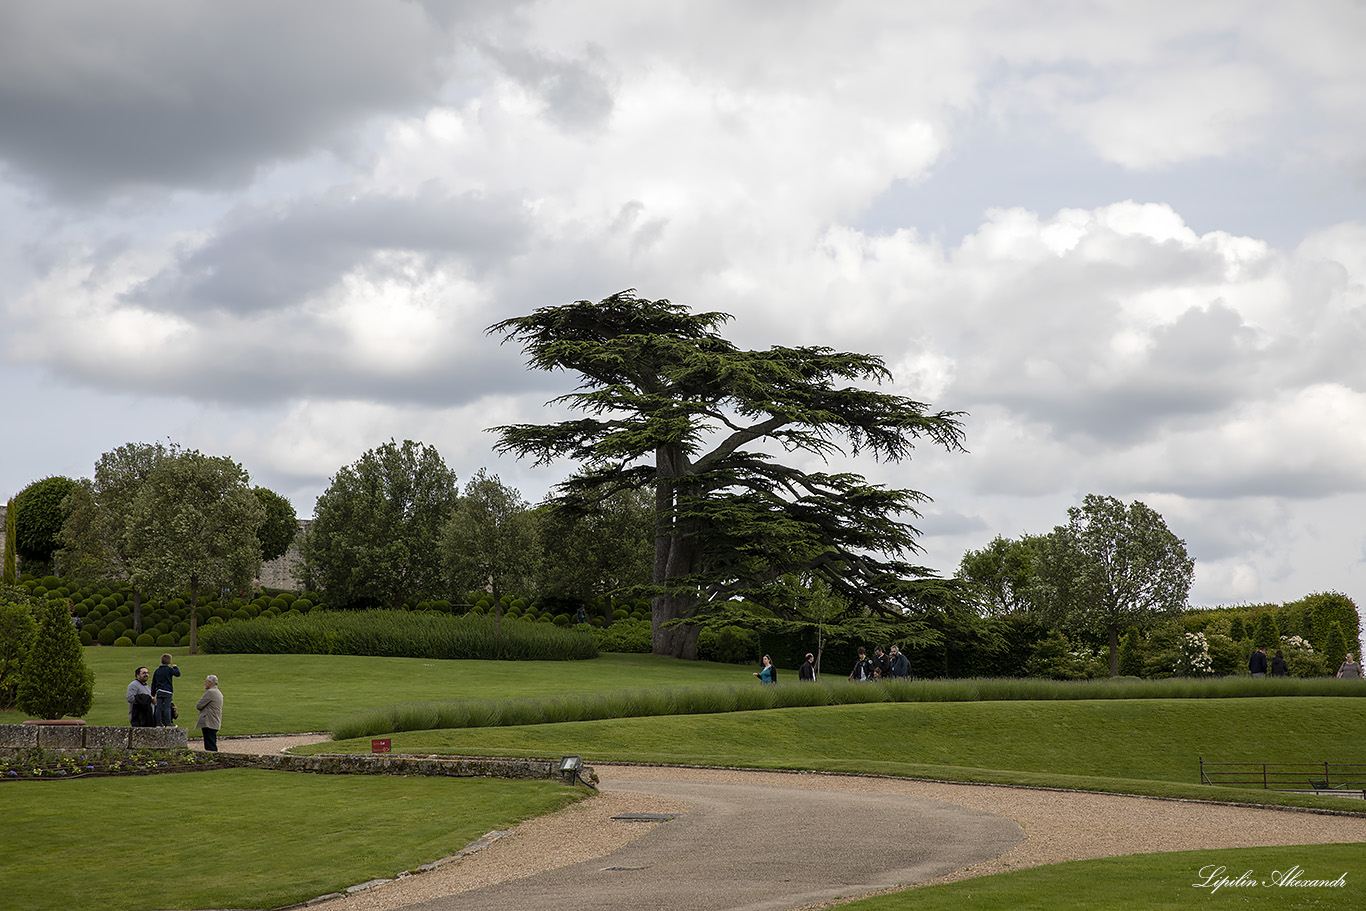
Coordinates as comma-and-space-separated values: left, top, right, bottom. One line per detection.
15, 599, 95, 719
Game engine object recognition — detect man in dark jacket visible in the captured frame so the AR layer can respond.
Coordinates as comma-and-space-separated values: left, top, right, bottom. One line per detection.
870, 647, 889, 680
846, 644, 868, 680
798, 653, 816, 681
1249, 646, 1268, 677
887, 645, 912, 679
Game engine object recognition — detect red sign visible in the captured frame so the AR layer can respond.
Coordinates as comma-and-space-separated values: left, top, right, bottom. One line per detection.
371, 738, 391, 754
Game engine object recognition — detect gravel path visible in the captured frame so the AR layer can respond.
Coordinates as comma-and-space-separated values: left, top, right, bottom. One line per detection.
215, 736, 1366, 911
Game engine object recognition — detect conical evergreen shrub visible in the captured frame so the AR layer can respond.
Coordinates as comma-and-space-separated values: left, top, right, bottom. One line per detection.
15, 600, 95, 720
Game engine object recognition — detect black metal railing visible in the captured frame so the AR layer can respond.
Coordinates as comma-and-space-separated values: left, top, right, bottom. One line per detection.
1199, 758, 1366, 795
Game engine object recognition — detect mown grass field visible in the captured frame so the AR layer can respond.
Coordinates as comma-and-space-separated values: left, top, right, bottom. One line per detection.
0, 768, 584, 911
309, 696, 1366, 810
5, 650, 1365, 910
5, 647, 746, 733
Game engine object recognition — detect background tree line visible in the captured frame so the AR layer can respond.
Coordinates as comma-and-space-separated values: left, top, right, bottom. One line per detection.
3, 293, 1361, 674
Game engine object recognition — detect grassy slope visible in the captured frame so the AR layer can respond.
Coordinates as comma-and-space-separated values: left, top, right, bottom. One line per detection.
8, 651, 1366, 910
0, 769, 584, 911
1, 648, 746, 733
308, 698, 1366, 809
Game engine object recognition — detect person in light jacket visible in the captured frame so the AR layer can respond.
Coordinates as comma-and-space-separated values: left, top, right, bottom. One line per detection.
196, 675, 224, 751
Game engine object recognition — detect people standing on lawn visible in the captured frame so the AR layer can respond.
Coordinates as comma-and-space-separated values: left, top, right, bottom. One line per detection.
196, 675, 224, 751
798, 653, 816, 681
1271, 649, 1289, 677
887, 645, 912, 680
151, 653, 180, 726
849, 647, 872, 681
753, 654, 776, 684
1249, 646, 1268, 677
127, 666, 155, 727
870, 646, 889, 680
1338, 653, 1362, 679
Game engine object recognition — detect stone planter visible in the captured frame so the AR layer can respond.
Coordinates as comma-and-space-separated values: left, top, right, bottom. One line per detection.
20, 719, 87, 750
0, 723, 187, 754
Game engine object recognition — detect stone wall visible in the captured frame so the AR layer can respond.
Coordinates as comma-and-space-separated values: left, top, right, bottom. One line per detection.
258, 518, 311, 592
0, 723, 187, 753
215, 752, 598, 785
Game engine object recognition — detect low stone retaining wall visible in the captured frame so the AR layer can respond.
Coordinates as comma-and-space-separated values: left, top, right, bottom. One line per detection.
215, 752, 597, 785
0, 723, 187, 753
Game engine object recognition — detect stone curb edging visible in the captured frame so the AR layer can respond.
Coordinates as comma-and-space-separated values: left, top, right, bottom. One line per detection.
281, 828, 514, 910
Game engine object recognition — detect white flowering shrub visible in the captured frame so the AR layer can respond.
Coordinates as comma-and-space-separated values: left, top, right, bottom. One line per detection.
1175, 631, 1214, 676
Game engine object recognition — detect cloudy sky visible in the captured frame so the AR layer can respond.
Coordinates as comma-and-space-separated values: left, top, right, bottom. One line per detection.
3, 1, 1365, 617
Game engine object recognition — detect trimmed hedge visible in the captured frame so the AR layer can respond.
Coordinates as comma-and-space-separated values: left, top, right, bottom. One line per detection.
198, 610, 599, 661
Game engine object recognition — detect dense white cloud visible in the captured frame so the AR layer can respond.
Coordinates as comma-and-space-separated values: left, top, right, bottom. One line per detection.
2, 1, 1365, 623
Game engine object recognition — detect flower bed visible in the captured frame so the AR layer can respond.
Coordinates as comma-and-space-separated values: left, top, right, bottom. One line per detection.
0, 748, 224, 781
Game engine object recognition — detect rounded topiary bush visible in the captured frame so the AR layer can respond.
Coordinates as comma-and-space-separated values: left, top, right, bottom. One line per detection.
113, 636, 134, 647
135, 632, 156, 647
78, 630, 92, 646
156, 634, 177, 647
97, 628, 117, 646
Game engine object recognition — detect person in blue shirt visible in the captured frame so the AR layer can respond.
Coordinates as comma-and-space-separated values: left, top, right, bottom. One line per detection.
753, 654, 776, 684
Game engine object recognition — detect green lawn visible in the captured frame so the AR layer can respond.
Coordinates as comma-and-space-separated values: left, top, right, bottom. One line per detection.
1, 647, 747, 734
307, 697, 1366, 809
6, 650, 1366, 911
842, 843, 1366, 911
0, 768, 585, 911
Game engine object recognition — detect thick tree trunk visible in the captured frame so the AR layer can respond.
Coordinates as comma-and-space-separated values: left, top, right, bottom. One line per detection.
651, 447, 694, 658
652, 593, 702, 659
132, 589, 142, 635
1108, 623, 1119, 677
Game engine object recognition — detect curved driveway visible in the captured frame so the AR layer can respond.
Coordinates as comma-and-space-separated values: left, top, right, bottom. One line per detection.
399, 770, 1023, 911
224, 739, 1366, 911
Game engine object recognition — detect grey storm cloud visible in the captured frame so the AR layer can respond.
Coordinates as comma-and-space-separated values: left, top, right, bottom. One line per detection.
124, 189, 534, 315
0, 1, 466, 199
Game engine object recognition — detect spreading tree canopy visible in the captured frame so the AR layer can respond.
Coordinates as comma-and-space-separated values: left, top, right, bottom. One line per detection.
253, 487, 299, 562
489, 291, 967, 658
127, 448, 265, 654
956, 533, 1044, 616
534, 480, 654, 603
442, 468, 539, 634
308, 439, 458, 609
13, 475, 77, 570
59, 442, 170, 635
1031, 494, 1195, 676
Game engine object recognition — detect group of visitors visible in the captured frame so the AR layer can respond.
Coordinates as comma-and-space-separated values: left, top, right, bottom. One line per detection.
848, 645, 913, 682
125, 653, 225, 751
752, 645, 915, 684
1249, 645, 1361, 679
